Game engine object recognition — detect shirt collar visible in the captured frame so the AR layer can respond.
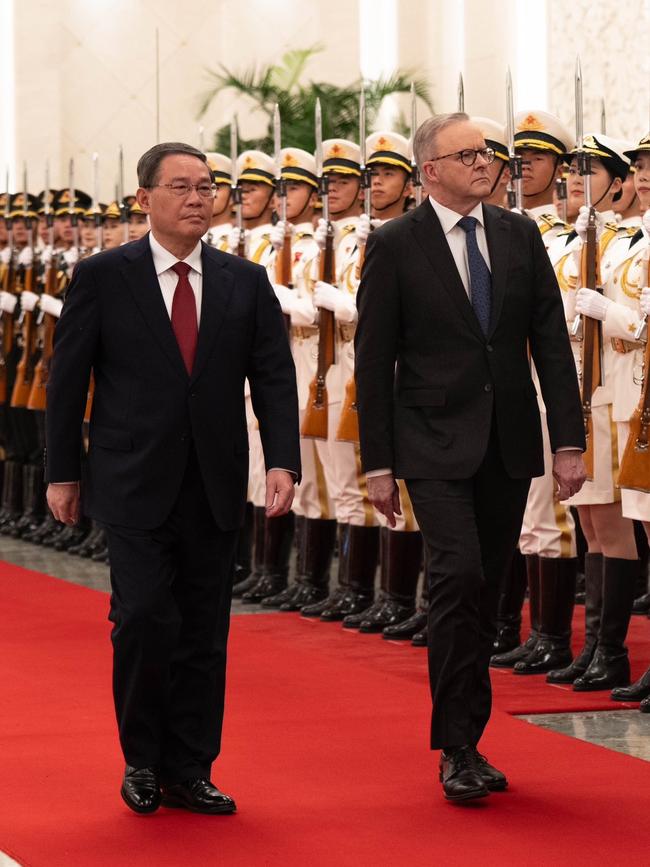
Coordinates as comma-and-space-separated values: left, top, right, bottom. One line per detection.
428, 196, 485, 234
149, 231, 203, 276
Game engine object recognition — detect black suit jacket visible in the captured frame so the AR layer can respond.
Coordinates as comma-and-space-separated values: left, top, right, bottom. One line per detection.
45, 234, 300, 530
354, 200, 585, 480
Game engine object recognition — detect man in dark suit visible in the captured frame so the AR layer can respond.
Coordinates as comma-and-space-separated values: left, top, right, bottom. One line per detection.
354, 114, 585, 802
45, 142, 300, 814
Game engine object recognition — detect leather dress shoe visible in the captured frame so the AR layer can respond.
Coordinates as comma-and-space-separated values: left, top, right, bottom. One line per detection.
121, 766, 161, 814
611, 666, 650, 701
513, 639, 572, 675
162, 777, 236, 814
439, 746, 489, 802
411, 627, 427, 647
382, 609, 427, 640
632, 592, 650, 615
474, 751, 507, 791
573, 648, 630, 692
640, 695, 650, 713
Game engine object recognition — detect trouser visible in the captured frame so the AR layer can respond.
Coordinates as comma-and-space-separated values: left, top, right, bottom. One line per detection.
104, 449, 238, 784
406, 425, 530, 749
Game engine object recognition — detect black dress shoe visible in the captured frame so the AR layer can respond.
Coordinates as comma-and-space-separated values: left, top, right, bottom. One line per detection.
121, 766, 161, 814
573, 648, 631, 692
411, 627, 427, 647
640, 695, 650, 713
162, 777, 236, 814
632, 592, 650, 615
439, 746, 489, 802
382, 609, 427, 640
474, 751, 508, 791
611, 666, 650, 701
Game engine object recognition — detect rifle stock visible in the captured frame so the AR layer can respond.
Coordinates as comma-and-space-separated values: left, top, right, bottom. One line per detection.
337, 239, 366, 444
275, 225, 292, 332
578, 218, 601, 480
27, 255, 59, 411
10, 265, 36, 408
0, 257, 15, 405
301, 226, 336, 439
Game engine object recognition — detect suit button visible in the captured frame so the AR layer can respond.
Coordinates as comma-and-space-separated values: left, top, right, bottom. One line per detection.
486, 344, 493, 352
484, 383, 492, 392
181, 433, 188, 442
190, 392, 197, 398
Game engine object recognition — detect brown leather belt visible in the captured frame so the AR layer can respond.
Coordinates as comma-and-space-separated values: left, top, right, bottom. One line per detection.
338, 322, 356, 343
291, 325, 319, 340
611, 337, 642, 354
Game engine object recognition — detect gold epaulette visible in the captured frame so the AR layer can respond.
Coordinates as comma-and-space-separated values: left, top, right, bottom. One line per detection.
294, 231, 313, 241
340, 224, 357, 238
538, 213, 569, 233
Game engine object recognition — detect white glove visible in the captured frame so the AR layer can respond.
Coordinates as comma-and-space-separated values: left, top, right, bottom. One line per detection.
40, 245, 54, 266
640, 287, 650, 318
63, 247, 79, 267
39, 294, 63, 318
270, 221, 292, 251
575, 287, 612, 321
227, 227, 249, 256
314, 218, 340, 252
575, 205, 605, 243
0, 247, 11, 265
313, 280, 357, 324
17, 246, 34, 267
355, 214, 372, 246
273, 284, 316, 327
0, 291, 17, 314
20, 290, 39, 312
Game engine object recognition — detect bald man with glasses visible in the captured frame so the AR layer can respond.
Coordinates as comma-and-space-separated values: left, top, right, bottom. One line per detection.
45, 142, 300, 815
355, 113, 585, 802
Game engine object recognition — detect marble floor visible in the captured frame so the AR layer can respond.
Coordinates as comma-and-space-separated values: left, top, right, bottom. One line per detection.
2, 536, 650, 764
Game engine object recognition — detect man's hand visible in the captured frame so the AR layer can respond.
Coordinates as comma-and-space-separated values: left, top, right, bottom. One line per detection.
265, 469, 295, 518
553, 450, 586, 501
366, 472, 401, 528
46, 482, 81, 525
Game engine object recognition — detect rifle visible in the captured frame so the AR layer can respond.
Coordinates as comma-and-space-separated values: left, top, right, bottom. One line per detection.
0, 169, 15, 404
555, 175, 568, 224
28, 163, 58, 411
572, 57, 602, 480
410, 82, 422, 207
618, 247, 650, 491
230, 117, 246, 257
118, 146, 129, 244
337, 87, 369, 444
11, 166, 37, 408
301, 98, 336, 440
273, 104, 292, 331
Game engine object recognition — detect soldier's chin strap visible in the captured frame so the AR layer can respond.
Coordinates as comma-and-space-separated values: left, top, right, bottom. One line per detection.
213, 190, 232, 219
522, 154, 563, 199
246, 187, 275, 222
489, 161, 507, 197
591, 176, 615, 210
288, 188, 313, 223
371, 173, 411, 213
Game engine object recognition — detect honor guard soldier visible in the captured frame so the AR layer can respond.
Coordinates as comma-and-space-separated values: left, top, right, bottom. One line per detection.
613, 158, 642, 230
513, 109, 574, 247
229, 150, 294, 603
298, 138, 383, 622
609, 134, 650, 709
102, 201, 124, 250
347, 132, 426, 638
257, 147, 339, 611
540, 134, 639, 689
127, 199, 149, 241
204, 152, 232, 250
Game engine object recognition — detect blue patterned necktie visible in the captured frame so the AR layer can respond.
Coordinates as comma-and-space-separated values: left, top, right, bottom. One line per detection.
457, 215, 491, 335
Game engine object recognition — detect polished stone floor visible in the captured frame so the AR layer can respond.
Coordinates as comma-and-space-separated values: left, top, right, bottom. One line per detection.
2, 536, 650, 763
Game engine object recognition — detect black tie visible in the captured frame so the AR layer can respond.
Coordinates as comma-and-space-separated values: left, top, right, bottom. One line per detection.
457, 215, 492, 335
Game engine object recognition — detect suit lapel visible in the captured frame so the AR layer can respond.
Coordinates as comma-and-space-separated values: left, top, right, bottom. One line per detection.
483, 204, 510, 338
411, 201, 484, 341
190, 243, 234, 384
120, 236, 188, 380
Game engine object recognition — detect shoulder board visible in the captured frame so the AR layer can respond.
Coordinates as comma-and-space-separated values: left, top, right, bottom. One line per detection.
538, 213, 565, 229
294, 231, 313, 241
340, 225, 357, 238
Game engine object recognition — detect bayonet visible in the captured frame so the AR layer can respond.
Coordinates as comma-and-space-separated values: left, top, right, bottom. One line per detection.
198, 125, 205, 152
359, 88, 372, 219
92, 152, 103, 250
600, 98, 607, 135
118, 145, 128, 243
457, 72, 464, 113
68, 157, 79, 250
273, 103, 286, 223
230, 116, 245, 255
506, 67, 523, 210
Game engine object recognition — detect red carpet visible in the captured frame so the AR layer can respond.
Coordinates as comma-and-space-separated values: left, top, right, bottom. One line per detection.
2, 563, 650, 866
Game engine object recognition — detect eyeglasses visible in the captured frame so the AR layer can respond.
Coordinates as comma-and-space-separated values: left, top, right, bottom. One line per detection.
150, 183, 217, 198
428, 147, 495, 167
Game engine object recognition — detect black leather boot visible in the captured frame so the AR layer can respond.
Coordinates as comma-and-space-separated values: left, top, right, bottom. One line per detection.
490, 554, 540, 668
514, 557, 576, 674
277, 518, 336, 611
573, 557, 638, 691
233, 505, 265, 597
23, 513, 60, 544
640, 694, 650, 712
337, 526, 381, 628
5, 464, 36, 537
357, 529, 422, 633
242, 511, 295, 602
632, 592, 650, 616
492, 548, 527, 654
383, 584, 428, 640
612, 665, 650, 702
0, 461, 23, 533
301, 523, 350, 618
70, 523, 104, 557
547, 552, 603, 684
54, 522, 90, 551
261, 515, 306, 608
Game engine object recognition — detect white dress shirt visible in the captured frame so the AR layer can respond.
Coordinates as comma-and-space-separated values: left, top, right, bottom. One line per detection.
149, 232, 203, 321
428, 196, 491, 296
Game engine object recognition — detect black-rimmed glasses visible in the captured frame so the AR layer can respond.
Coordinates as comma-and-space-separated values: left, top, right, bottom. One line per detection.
150, 183, 217, 198
427, 147, 495, 167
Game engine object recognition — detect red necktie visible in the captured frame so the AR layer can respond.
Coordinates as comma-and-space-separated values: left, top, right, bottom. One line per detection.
171, 261, 198, 374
